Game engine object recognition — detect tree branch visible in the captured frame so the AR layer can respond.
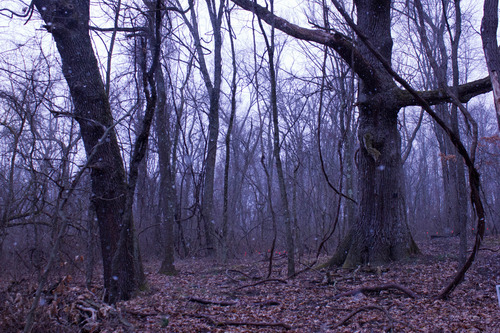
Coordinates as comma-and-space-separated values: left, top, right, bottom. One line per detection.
333, 305, 393, 330
230, 0, 384, 87
334, 283, 418, 299
399, 76, 492, 107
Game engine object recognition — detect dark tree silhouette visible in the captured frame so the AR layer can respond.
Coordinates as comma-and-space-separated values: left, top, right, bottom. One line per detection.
231, 0, 491, 268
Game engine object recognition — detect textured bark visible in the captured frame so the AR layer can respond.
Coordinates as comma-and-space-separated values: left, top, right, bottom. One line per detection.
338, 0, 419, 266
345, 100, 419, 266
481, 0, 500, 130
156, 59, 178, 275
33, 0, 137, 303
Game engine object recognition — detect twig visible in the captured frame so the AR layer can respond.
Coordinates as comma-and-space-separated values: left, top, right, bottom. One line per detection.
188, 297, 237, 306
288, 259, 324, 279
332, 305, 393, 330
334, 283, 417, 299
234, 278, 287, 290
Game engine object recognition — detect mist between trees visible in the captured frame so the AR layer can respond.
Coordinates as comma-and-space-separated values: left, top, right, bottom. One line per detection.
0, 0, 499, 312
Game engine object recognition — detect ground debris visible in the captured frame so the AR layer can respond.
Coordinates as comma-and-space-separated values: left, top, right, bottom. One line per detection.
1, 236, 499, 332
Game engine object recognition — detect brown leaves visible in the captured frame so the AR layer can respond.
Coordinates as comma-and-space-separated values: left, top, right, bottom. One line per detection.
1, 237, 499, 332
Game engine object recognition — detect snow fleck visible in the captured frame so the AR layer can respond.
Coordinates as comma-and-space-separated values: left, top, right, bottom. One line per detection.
377, 165, 385, 171
112, 275, 118, 281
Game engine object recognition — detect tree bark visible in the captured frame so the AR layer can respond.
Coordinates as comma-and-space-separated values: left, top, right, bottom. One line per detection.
33, 0, 137, 303
156, 55, 178, 275
337, 0, 419, 266
481, 0, 500, 131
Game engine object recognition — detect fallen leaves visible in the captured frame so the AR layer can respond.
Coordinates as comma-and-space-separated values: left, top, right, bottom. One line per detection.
0, 236, 499, 332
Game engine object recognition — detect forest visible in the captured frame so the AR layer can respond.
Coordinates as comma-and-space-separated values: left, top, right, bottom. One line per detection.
0, 0, 499, 331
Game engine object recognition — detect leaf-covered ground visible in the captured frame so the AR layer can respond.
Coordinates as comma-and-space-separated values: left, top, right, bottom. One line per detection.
1, 236, 499, 332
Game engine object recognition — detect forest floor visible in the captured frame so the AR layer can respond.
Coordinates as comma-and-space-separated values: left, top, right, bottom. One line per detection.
1, 236, 499, 332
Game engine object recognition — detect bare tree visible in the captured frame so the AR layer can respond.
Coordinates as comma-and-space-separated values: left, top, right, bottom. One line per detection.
177, 0, 226, 257
231, 0, 490, 271
255, 0, 295, 276
31, 0, 154, 303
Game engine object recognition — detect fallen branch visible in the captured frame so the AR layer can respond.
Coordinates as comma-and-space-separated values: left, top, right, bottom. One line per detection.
334, 283, 417, 299
217, 320, 292, 330
188, 297, 237, 306
225, 269, 260, 281
288, 259, 323, 279
254, 299, 281, 306
126, 309, 158, 317
234, 278, 287, 290
468, 246, 500, 253
333, 305, 393, 330
193, 314, 291, 330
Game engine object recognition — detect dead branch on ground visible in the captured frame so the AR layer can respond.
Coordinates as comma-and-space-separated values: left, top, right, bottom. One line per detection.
192, 314, 291, 330
188, 297, 237, 306
225, 269, 260, 282
234, 278, 287, 290
334, 283, 418, 299
332, 304, 393, 330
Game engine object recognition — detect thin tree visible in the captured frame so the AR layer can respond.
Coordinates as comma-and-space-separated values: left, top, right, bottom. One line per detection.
255, 0, 295, 276
177, 0, 226, 256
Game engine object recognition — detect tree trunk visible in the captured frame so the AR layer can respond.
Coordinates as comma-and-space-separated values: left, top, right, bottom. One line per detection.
331, 0, 417, 267
256, 2, 295, 275
156, 59, 178, 275
221, 9, 238, 262
182, 0, 225, 257
33, 0, 137, 303
343, 103, 418, 267
481, 0, 500, 131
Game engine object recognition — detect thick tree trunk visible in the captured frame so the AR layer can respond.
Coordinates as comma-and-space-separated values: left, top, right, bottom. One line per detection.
333, 0, 418, 267
481, 0, 500, 130
342, 104, 419, 267
33, 0, 137, 302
